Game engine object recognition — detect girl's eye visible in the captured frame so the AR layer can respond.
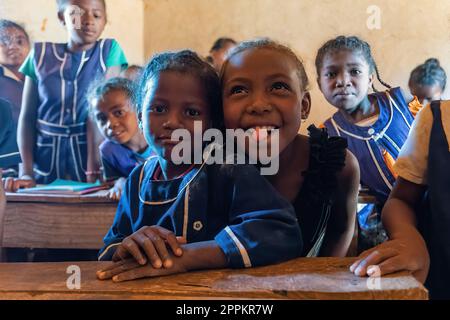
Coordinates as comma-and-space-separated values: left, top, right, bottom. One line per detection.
350, 69, 362, 76
325, 72, 336, 78
150, 105, 167, 113
230, 85, 247, 95
113, 109, 125, 117
271, 82, 290, 91
185, 108, 201, 117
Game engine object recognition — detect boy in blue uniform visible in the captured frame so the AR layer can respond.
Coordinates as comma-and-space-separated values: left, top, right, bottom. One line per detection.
18, 0, 127, 186
88, 77, 150, 200
97, 50, 302, 282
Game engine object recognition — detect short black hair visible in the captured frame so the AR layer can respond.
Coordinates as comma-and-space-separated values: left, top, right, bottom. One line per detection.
210, 37, 237, 53
137, 50, 224, 131
0, 19, 30, 43
86, 77, 136, 117
222, 37, 309, 91
315, 35, 391, 92
409, 58, 447, 91
56, 0, 106, 13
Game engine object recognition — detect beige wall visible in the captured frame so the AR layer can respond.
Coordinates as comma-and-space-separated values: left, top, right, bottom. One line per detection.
143, 0, 450, 130
2, 0, 450, 131
0, 0, 145, 65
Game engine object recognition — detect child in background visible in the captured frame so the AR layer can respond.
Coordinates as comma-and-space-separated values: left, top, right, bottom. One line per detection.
17, 0, 128, 188
0, 98, 21, 179
206, 37, 237, 72
120, 65, 143, 82
316, 36, 422, 252
350, 100, 450, 299
409, 58, 446, 109
87, 77, 149, 200
0, 20, 30, 126
96, 50, 302, 282
221, 38, 360, 257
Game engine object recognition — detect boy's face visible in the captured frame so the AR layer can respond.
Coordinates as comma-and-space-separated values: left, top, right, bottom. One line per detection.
92, 89, 139, 147
409, 82, 442, 106
222, 48, 309, 155
140, 71, 211, 162
0, 28, 30, 69
211, 42, 236, 72
318, 50, 374, 113
59, 0, 107, 47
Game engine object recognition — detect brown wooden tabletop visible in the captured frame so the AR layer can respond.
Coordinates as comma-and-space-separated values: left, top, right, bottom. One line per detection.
0, 258, 428, 300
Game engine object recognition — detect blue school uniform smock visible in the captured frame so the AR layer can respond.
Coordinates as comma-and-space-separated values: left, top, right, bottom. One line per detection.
418, 101, 450, 300
19, 39, 128, 184
323, 87, 414, 202
100, 140, 151, 180
0, 65, 23, 125
0, 98, 21, 172
98, 156, 303, 268
323, 87, 414, 250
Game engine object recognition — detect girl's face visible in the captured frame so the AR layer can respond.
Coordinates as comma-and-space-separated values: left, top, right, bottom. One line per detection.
409, 82, 442, 106
222, 48, 310, 155
59, 0, 106, 48
318, 50, 374, 114
140, 71, 211, 162
92, 89, 139, 147
0, 28, 30, 69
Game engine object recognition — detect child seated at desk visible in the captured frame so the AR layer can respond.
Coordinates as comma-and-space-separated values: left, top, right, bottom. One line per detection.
87, 77, 150, 200
96, 50, 302, 282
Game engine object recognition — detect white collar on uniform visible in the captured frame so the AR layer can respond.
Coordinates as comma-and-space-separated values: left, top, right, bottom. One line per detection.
0, 64, 22, 82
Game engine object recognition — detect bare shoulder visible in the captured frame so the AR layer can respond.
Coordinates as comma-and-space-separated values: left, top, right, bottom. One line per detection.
336, 150, 360, 193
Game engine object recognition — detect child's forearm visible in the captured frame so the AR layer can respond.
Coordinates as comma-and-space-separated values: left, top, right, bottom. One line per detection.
18, 78, 38, 178
180, 241, 228, 271
382, 198, 419, 239
86, 119, 101, 178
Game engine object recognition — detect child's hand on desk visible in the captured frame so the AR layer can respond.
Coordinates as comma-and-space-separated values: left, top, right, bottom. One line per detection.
97, 254, 188, 282
112, 226, 186, 269
2, 175, 36, 192
107, 178, 126, 200
349, 230, 429, 283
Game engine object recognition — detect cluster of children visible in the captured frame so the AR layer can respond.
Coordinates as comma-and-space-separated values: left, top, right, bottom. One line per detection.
0, 0, 449, 299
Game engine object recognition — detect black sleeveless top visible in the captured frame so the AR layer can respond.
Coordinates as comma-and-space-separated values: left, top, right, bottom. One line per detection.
294, 125, 347, 256
418, 101, 450, 300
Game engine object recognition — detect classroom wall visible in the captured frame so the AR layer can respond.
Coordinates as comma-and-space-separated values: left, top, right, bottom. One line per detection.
0, 0, 145, 65
2, 0, 450, 132
143, 0, 450, 131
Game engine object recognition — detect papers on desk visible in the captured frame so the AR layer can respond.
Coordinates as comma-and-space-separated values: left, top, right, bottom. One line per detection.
17, 179, 109, 195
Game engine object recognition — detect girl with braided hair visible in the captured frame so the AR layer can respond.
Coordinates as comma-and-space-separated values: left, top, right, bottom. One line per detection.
409, 58, 446, 110
316, 35, 422, 252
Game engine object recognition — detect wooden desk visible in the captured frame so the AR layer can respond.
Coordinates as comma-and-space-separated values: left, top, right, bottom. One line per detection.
358, 191, 378, 204
1, 191, 117, 250
0, 258, 428, 300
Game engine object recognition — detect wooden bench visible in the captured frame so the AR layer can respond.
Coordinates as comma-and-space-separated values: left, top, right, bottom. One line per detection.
0, 257, 428, 300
